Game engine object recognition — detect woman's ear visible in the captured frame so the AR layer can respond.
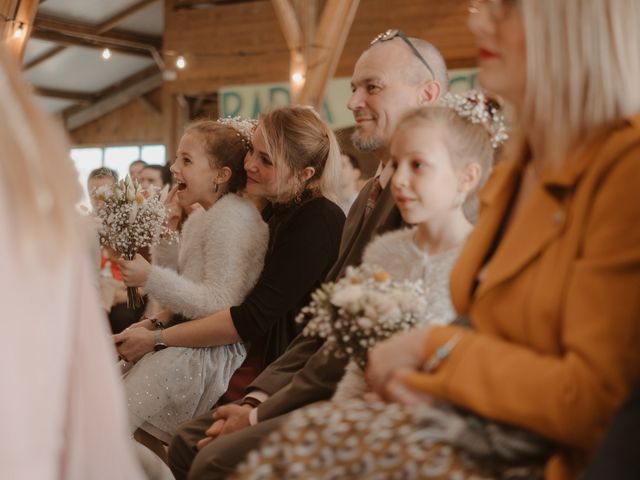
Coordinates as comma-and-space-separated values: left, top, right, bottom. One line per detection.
216, 166, 233, 185
458, 162, 482, 194
299, 166, 316, 184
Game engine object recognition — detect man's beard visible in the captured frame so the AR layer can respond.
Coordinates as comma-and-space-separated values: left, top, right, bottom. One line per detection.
351, 127, 384, 153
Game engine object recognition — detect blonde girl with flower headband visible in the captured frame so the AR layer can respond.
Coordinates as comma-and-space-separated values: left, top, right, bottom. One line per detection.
114, 118, 270, 457
329, 92, 499, 402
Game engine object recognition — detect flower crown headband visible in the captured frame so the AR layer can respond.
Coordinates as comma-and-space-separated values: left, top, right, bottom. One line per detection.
439, 90, 508, 149
217, 116, 258, 151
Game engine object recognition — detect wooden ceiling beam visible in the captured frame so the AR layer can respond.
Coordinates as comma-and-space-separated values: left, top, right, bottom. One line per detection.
271, 0, 321, 103
24, 44, 65, 69
65, 65, 163, 130
96, 64, 160, 98
30, 29, 153, 58
34, 86, 95, 104
25, 0, 160, 70
271, 0, 301, 52
174, 0, 266, 9
34, 15, 161, 48
138, 93, 161, 117
96, 0, 159, 33
298, 0, 359, 108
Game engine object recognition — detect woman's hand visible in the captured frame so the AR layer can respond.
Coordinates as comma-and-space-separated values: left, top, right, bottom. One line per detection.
113, 327, 155, 364
366, 326, 430, 396
116, 253, 152, 287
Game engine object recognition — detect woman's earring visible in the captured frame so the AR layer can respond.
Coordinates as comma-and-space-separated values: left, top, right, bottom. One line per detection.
214, 183, 219, 193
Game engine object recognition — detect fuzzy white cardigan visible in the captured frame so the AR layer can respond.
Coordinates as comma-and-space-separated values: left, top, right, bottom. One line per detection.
332, 227, 460, 402
145, 194, 269, 320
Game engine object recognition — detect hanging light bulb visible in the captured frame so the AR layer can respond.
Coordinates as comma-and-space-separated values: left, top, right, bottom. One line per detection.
101, 48, 112, 60
13, 22, 24, 39
291, 72, 304, 85
175, 55, 186, 69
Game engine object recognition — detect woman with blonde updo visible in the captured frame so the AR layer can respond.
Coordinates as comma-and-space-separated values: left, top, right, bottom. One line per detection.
116, 105, 345, 416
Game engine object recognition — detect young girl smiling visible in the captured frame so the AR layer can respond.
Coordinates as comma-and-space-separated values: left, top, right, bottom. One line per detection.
332, 92, 498, 401
116, 119, 269, 453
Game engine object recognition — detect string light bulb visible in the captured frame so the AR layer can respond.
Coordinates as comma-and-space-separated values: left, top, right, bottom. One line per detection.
13, 22, 24, 39
175, 55, 186, 69
291, 72, 304, 85
101, 48, 112, 60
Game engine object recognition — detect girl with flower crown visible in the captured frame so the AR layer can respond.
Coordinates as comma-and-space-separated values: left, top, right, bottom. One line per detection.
330, 92, 499, 403
114, 119, 270, 455
115, 106, 345, 457
232, 92, 502, 478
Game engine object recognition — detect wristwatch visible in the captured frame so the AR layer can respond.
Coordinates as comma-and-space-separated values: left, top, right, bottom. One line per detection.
154, 329, 168, 351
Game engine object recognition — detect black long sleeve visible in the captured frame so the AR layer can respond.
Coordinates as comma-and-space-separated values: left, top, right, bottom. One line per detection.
230, 196, 344, 365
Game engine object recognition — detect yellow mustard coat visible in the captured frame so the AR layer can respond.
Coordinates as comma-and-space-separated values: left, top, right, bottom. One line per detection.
404, 115, 640, 479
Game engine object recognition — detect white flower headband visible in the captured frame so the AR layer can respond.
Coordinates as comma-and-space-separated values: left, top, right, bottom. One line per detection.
440, 90, 508, 149
217, 116, 258, 151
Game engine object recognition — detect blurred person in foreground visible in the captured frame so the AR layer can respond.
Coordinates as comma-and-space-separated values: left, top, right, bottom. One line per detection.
0, 46, 145, 479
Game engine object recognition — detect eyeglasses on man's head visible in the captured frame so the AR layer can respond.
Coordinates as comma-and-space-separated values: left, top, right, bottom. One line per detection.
370, 29, 436, 81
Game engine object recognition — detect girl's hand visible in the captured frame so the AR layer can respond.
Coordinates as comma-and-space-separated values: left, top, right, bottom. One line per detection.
116, 254, 152, 287
113, 327, 156, 364
165, 184, 184, 231
365, 327, 430, 396
379, 369, 437, 406
127, 317, 155, 330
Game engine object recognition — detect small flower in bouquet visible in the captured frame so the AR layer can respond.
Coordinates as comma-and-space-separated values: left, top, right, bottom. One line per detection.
93, 175, 176, 308
296, 264, 428, 369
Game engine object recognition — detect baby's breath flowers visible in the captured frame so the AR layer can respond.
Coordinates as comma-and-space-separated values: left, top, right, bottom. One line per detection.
93, 176, 175, 308
296, 264, 428, 369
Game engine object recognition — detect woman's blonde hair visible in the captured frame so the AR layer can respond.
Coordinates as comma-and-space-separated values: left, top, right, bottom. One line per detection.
519, 0, 640, 162
0, 47, 81, 266
394, 105, 496, 221
256, 106, 341, 203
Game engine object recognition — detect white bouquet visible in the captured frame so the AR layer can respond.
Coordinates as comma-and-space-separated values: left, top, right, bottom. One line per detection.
93, 176, 175, 308
296, 264, 428, 369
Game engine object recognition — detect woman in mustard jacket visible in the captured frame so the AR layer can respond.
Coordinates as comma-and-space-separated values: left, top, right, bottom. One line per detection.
229, 1, 640, 479
366, 0, 640, 478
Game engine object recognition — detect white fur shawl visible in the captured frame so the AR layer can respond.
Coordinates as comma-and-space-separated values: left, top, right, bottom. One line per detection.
145, 194, 268, 319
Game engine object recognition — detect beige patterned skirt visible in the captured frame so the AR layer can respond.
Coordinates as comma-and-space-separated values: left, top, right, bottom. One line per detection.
233, 399, 547, 480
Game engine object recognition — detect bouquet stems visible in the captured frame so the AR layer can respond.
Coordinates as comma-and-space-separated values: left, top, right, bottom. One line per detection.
125, 252, 144, 310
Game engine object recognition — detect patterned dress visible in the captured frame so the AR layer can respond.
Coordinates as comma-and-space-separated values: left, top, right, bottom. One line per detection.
123, 194, 268, 443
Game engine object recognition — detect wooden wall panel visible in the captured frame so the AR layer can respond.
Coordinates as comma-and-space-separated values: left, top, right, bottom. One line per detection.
164, 0, 474, 95
71, 0, 476, 147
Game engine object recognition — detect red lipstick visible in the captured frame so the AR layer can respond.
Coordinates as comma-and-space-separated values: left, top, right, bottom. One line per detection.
478, 48, 500, 60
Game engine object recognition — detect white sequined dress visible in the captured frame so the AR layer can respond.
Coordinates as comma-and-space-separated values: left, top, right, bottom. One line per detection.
123, 194, 269, 443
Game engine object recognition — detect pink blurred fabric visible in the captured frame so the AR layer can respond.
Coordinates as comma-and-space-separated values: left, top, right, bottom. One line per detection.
0, 198, 145, 480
